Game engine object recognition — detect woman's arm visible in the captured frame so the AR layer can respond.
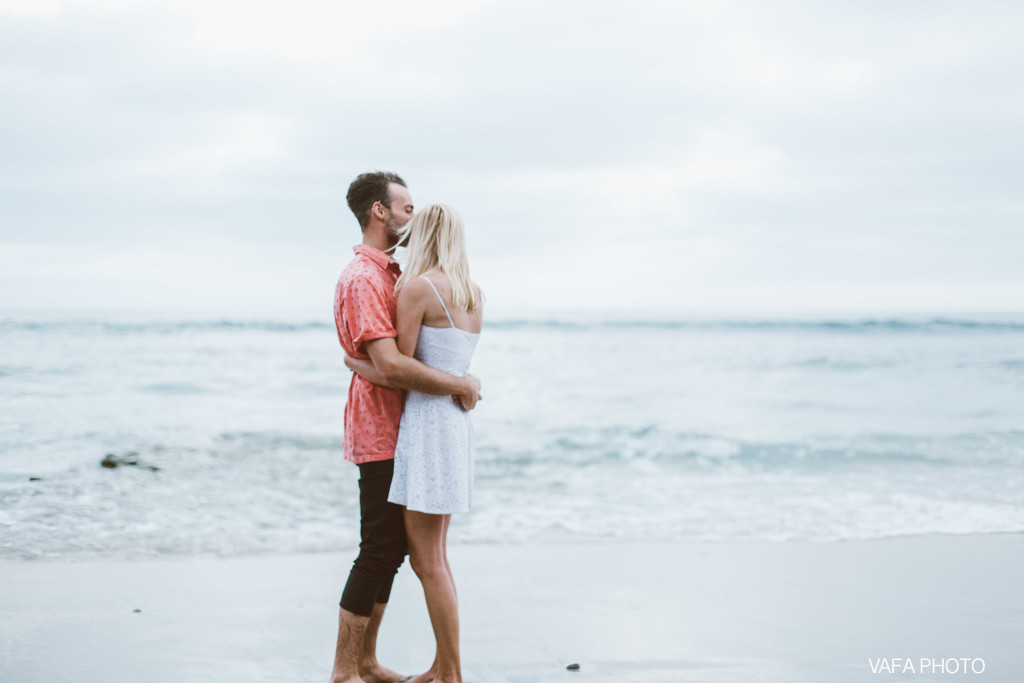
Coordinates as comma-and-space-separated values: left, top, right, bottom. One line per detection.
342, 279, 428, 389
351, 278, 481, 407
344, 353, 396, 388
395, 278, 427, 358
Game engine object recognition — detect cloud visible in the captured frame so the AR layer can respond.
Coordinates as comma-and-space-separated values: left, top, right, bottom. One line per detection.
1, 0, 1022, 314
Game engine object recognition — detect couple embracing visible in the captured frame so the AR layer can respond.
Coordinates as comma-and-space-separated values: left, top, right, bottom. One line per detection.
329, 171, 484, 683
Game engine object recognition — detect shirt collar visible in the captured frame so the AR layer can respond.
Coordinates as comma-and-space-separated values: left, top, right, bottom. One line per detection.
353, 244, 400, 273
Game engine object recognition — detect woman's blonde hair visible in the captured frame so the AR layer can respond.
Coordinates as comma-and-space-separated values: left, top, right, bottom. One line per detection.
395, 203, 481, 313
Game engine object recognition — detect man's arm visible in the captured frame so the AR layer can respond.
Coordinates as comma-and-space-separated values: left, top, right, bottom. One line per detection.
349, 347, 478, 410
344, 353, 395, 388
354, 276, 481, 409
364, 336, 480, 400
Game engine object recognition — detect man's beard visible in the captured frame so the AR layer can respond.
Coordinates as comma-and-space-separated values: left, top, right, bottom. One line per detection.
385, 213, 409, 249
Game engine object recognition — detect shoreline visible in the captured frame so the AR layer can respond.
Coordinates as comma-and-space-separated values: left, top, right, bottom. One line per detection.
4, 528, 1023, 563
2, 533, 1022, 682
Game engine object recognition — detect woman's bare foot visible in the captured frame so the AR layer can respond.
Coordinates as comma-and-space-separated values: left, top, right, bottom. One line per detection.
330, 673, 367, 683
406, 665, 438, 683
358, 661, 406, 683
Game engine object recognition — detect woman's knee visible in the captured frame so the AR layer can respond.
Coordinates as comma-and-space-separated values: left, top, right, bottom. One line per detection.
408, 550, 445, 580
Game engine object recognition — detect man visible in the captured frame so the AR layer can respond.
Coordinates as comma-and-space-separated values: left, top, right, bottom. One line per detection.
330, 171, 481, 683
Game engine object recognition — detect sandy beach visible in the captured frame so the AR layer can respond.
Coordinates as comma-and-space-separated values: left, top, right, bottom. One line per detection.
1, 532, 1022, 682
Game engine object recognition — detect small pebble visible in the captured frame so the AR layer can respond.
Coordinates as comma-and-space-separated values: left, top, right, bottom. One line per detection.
567, 663, 580, 671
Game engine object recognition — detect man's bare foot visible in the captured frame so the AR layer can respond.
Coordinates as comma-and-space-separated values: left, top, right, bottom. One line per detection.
358, 662, 407, 683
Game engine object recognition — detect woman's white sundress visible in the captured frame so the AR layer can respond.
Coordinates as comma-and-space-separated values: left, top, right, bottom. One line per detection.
388, 276, 480, 514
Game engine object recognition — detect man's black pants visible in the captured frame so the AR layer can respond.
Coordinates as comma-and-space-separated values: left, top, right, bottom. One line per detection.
339, 459, 408, 617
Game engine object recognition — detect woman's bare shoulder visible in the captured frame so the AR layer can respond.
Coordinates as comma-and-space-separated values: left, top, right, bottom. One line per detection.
423, 269, 450, 289
397, 276, 434, 311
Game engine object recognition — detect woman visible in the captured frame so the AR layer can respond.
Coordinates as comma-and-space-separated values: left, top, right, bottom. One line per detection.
345, 203, 482, 683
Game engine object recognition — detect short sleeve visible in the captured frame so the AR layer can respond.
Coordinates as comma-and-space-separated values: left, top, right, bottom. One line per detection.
343, 275, 397, 350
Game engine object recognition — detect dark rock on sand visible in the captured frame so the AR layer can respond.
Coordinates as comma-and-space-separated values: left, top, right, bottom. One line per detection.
101, 452, 159, 472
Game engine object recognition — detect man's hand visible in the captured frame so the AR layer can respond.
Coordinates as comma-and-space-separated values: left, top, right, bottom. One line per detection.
453, 374, 482, 412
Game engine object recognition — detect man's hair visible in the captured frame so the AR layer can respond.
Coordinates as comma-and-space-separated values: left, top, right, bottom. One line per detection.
346, 171, 407, 230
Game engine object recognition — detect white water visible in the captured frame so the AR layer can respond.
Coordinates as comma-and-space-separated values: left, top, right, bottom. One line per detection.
2, 314, 1023, 559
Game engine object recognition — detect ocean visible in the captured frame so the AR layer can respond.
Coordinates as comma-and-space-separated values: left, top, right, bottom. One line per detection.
1, 313, 1022, 560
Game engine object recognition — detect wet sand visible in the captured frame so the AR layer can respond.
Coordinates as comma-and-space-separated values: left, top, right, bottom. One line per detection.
1, 533, 1022, 682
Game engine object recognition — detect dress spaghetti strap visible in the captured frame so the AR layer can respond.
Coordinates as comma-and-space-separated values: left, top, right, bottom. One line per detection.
419, 275, 456, 328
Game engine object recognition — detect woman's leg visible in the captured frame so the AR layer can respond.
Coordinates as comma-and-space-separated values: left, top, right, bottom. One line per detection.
442, 514, 456, 601
409, 515, 458, 683
405, 510, 461, 683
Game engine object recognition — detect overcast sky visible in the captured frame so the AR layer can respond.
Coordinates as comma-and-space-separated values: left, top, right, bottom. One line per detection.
1, 0, 1022, 318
